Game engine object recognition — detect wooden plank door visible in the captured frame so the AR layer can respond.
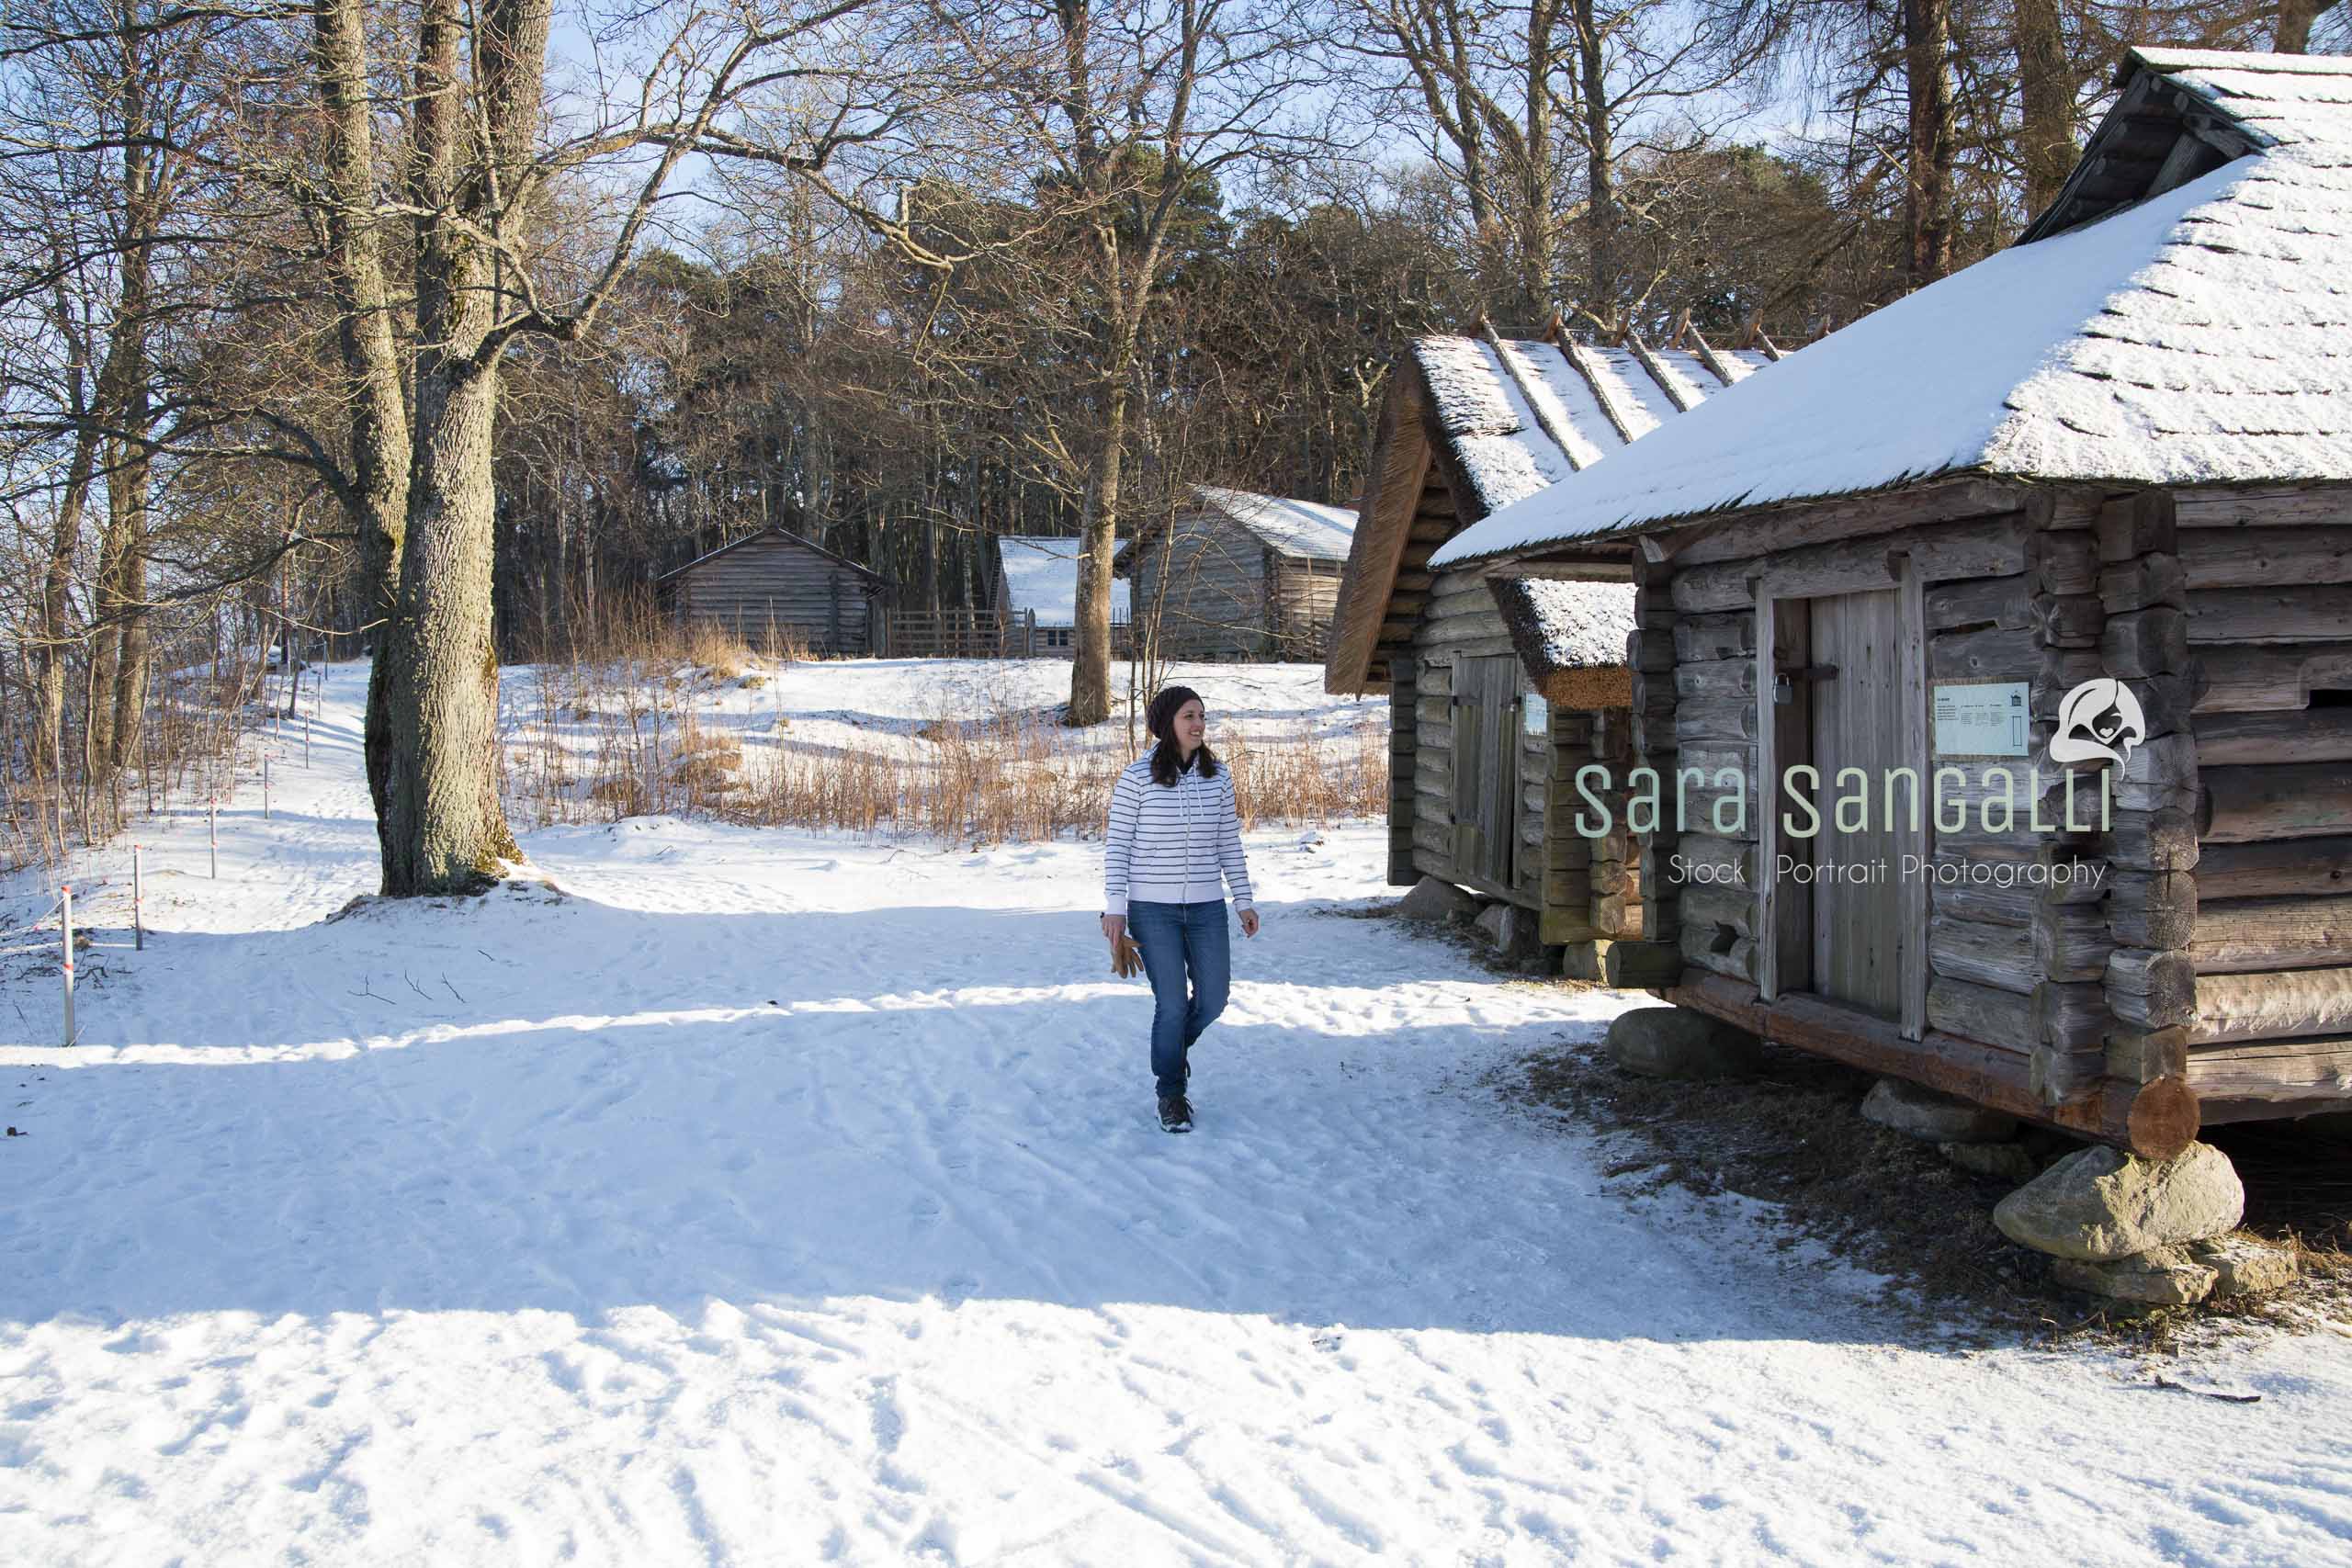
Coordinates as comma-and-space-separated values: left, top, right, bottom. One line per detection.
1808, 591, 1904, 1018
1453, 655, 1520, 888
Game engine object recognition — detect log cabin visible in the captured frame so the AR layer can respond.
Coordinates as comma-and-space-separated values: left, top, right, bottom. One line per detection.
1422, 48, 2352, 1157
1115, 487, 1357, 660
657, 525, 889, 656
1326, 321, 1780, 969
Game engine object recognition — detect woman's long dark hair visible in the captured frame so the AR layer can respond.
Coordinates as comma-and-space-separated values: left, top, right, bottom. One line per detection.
1146, 685, 1218, 787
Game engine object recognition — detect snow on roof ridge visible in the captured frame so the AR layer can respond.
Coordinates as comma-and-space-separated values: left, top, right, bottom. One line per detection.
2130, 46, 2352, 77
2134, 47, 2352, 154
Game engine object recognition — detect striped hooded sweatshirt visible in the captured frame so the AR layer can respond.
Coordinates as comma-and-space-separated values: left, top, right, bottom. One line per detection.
1102, 752, 1254, 916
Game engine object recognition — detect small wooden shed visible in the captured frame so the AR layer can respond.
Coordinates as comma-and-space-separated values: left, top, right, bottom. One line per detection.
1424, 47, 2352, 1156
657, 526, 888, 656
990, 536, 1132, 659
1115, 486, 1358, 660
1328, 322, 1779, 965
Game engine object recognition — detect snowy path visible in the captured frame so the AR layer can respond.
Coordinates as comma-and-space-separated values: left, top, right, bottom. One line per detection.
2, 665, 2349, 1565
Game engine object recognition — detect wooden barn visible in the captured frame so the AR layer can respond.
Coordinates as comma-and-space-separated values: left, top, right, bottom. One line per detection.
990, 536, 1132, 658
1327, 322, 1781, 967
1422, 48, 2352, 1158
1115, 486, 1357, 660
657, 526, 888, 656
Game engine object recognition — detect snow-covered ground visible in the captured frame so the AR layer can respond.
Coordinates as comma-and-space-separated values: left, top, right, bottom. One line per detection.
514, 653, 1383, 766
499, 653, 1387, 835
2, 660, 2349, 1565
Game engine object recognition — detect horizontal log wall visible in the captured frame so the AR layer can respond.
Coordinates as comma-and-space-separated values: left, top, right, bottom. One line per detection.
1546, 707, 1645, 945
1138, 513, 1272, 660
679, 537, 877, 653
2082, 493, 2195, 1110
1375, 472, 1638, 949
1625, 488, 2226, 1145
2177, 486, 2352, 1112
1268, 557, 1343, 660
1378, 472, 1455, 878
1648, 506, 2070, 1017
1412, 569, 1542, 908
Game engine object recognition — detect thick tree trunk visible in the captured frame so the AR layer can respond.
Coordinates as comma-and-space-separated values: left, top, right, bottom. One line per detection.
1068, 373, 1128, 727
87, 434, 143, 778
33, 415, 99, 789
379, 358, 518, 893
2275, 0, 2337, 51
1515, 26, 1555, 330
2013, 0, 2074, 219
1571, 0, 1613, 322
104, 446, 150, 774
312, 0, 413, 825
372, 0, 539, 895
1902, 0, 1957, 288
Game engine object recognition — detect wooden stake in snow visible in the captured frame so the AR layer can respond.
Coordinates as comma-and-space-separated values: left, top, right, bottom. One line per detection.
60, 885, 75, 1048
132, 845, 144, 951
264, 753, 272, 819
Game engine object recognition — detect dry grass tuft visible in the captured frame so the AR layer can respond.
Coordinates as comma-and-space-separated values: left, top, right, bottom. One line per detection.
684, 624, 754, 682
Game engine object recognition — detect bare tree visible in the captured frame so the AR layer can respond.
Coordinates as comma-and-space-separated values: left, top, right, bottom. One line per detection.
2274, 0, 2343, 49
1342, 0, 1784, 328
295, 0, 927, 893
0, 0, 241, 829
2011, 0, 2073, 216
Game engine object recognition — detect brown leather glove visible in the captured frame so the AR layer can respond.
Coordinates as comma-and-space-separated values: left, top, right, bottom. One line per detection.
1111, 931, 1144, 979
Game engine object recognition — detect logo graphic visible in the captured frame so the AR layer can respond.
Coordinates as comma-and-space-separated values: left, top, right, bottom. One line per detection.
2050, 677, 2144, 767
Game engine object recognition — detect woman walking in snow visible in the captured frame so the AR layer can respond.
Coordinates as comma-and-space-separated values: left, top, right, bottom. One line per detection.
1101, 685, 1260, 1133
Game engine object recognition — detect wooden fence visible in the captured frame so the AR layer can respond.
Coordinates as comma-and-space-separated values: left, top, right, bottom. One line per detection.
879, 609, 1135, 660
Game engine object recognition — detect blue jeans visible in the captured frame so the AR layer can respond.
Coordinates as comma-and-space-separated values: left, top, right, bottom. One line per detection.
1126, 900, 1231, 1099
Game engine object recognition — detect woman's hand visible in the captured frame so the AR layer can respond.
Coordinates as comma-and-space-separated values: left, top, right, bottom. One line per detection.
1238, 908, 1260, 938
1101, 913, 1126, 944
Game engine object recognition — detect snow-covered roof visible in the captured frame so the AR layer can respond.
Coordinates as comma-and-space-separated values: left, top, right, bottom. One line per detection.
2132, 47, 2352, 148
1193, 486, 1357, 560
1430, 52, 2352, 568
1412, 334, 1771, 519
1492, 576, 1634, 666
1325, 325, 1778, 693
997, 536, 1130, 626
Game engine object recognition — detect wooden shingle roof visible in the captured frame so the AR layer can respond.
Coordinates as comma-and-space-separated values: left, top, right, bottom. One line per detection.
1324, 321, 1776, 694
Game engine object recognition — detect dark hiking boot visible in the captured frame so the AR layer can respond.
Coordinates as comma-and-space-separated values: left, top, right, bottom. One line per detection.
1158, 1094, 1193, 1134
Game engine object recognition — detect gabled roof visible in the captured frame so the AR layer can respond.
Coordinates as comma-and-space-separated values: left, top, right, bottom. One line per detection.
997, 536, 1130, 626
1113, 486, 1358, 573
2020, 47, 2352, 243
1324, 322, 1774, 692
657, 525, 888, 587
1430, 49, 2352, 569
2123, 47, 2352, 150
1410, 333, 1773, 515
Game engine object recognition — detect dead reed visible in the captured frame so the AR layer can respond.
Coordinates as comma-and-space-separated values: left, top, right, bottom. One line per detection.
500, 620, 1385, 844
